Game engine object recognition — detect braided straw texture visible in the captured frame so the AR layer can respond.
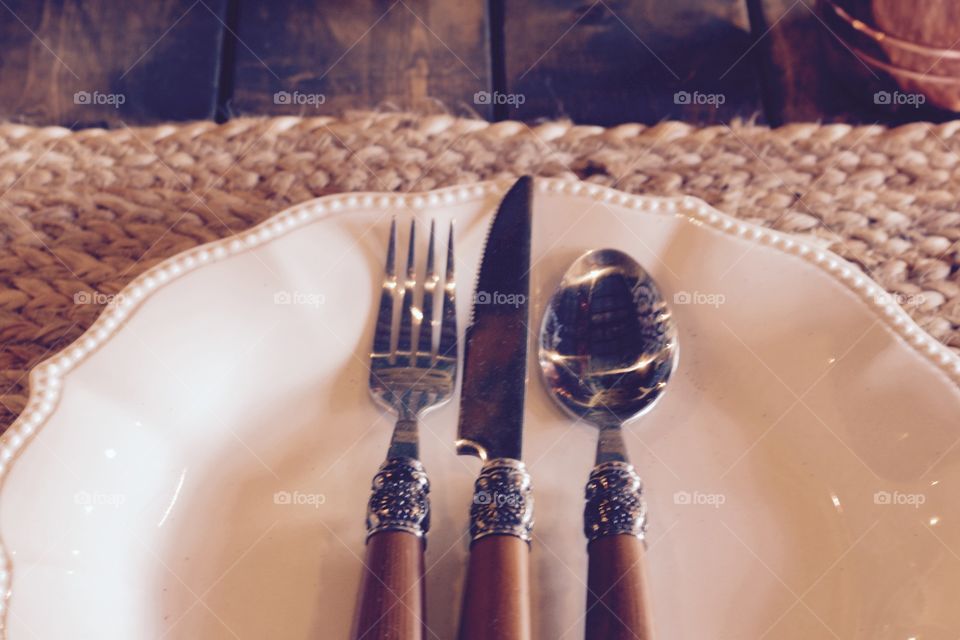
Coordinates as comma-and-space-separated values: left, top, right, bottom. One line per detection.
1, 112, 959, 429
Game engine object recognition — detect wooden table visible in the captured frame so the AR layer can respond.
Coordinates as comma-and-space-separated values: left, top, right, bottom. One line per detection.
0, 0, 956, 128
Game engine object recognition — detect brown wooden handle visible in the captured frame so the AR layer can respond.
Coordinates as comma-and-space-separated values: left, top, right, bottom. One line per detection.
457, 534, 532, 640
351, 530, 426, 640
585, 534, 654, 640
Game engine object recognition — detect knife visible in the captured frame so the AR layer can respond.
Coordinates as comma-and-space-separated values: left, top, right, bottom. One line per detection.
455, 176, 535, 640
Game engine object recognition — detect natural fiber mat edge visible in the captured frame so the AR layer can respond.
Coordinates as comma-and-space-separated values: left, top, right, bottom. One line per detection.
1, 111, 959, 430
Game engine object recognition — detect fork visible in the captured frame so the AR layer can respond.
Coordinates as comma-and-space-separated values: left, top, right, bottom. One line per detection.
351, 218, 458, 640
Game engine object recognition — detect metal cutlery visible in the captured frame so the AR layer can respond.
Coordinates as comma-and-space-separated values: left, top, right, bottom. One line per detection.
455, 176, 535, 640
352, 218, 458, 640
538, 249, 678, 640
354, 189, 668, 640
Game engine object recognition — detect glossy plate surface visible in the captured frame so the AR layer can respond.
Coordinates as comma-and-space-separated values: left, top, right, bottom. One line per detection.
1, 179, 958, 639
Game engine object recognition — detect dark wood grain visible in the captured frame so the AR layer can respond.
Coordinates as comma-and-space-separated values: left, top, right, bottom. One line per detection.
836, 0, 960, 46
749, 0, 884, 124
5, 0, 960, 127
501, 0, 762, 125
826, 0, 960, 112
585, 535, 654, 640
457, 535, 531, 640
229, 0, 492, 119
0, 0, 228, 128
351, 530, 426, 640
749, 0, 959, 124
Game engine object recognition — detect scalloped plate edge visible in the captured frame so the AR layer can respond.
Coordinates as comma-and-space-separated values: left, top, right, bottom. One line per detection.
0, 177, 957, 633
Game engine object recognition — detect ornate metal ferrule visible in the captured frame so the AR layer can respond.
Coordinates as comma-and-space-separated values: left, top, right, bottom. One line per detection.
584, 460, 646, 542
366, 457, 430, 541
469, 458, 534, 544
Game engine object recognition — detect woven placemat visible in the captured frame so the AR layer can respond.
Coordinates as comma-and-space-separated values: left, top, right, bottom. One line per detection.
1, 111, 959, 430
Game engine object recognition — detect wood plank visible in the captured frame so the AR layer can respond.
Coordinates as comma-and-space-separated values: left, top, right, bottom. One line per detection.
501, 0, 762, 126
748, 0, 835, 124
0, 0, 229, 128
229, 1, 492, 119
750, 0, 959, 124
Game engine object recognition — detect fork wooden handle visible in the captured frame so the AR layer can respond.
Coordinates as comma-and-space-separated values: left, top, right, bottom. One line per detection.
457, 535, 531, 640
352, 530, 426, 640
352, 457, 430, 640
583, 461, 653, 640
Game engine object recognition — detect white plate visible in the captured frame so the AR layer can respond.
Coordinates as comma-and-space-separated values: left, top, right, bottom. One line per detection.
2, 179, 959, 640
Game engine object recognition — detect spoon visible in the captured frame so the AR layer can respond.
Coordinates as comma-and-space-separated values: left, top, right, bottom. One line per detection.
539, 248, 677, 640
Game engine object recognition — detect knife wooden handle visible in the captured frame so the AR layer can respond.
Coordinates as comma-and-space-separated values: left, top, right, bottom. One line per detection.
457, 534, 531, 640
457, 458, 534, 640
351, 530, 426, 640
585, 535, 653, 640
352, 457, 430, 640
583, 460, 652, 640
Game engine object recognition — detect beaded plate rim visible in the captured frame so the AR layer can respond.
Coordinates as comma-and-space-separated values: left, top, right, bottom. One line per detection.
0, 176, 957, 634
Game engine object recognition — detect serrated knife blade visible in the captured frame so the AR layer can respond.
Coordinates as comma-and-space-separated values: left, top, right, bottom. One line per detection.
456, 176, 533, 462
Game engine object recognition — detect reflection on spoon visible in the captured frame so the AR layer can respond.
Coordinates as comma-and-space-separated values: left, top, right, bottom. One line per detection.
539, 248, 677, 640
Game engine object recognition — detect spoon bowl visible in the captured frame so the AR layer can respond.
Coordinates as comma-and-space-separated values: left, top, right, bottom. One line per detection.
539, 249, 678, 429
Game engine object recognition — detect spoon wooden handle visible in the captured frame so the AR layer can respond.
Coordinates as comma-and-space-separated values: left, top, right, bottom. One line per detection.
352, 530, 426, 640
352, 457, 430, 640
583, 461, 652, 640
586, 535, 653, 640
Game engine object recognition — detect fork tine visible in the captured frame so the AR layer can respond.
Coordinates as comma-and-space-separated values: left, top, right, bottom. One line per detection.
438, 220, 457, 359
371, 218, 397, 358
395, 219, 417, 365
417, 220, 438, 363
